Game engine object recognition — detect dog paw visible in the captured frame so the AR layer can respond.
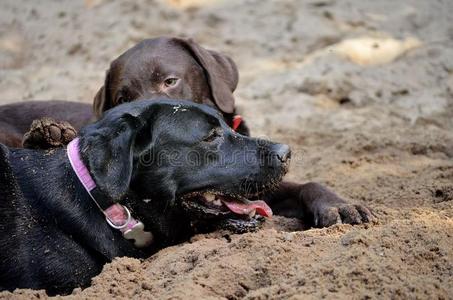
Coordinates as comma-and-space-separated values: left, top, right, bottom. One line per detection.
22, 117, 77, 149
315, 202, 375, 228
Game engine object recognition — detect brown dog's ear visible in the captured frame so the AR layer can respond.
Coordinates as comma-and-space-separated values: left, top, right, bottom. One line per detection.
93, 69, 112, 119
179, 38, 238, 114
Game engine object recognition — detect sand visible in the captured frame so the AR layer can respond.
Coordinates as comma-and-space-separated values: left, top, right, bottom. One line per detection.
0, 0, 452, 299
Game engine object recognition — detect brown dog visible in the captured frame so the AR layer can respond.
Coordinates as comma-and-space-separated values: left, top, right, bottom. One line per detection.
0, 37, 247, 148
0, 37, 373, 228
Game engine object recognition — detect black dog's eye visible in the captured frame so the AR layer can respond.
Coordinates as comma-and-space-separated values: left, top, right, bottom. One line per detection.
164, 77, 179, 87
203, 128, 222, 143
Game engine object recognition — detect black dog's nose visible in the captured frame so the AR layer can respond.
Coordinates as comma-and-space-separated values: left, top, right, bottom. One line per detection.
273, 143, 291, 163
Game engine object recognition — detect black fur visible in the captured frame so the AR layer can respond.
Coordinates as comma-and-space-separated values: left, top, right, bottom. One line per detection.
0, 99, 289, 294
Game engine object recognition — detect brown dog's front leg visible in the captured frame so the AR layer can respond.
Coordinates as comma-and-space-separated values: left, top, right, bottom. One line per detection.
22, 117, 77, 149
265, 181, 375, 227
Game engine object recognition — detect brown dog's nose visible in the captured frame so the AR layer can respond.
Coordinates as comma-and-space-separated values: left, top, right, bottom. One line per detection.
273, 143, 291, 163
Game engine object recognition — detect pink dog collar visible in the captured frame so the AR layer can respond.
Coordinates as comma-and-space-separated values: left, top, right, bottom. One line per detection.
67, 138, 153, 248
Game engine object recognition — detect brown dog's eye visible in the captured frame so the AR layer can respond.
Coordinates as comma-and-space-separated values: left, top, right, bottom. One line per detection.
117, 90, 131, 104
164, 78, 179, 87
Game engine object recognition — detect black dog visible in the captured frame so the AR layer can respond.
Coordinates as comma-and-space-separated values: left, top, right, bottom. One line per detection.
0, 99, 291, 295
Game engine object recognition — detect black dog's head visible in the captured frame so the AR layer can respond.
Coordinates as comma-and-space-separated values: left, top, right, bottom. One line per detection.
79, 99, 290, 233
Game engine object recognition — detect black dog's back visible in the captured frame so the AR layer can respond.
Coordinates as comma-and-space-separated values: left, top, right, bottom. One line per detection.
0, 145, 122, 294
0, 145, 26, 290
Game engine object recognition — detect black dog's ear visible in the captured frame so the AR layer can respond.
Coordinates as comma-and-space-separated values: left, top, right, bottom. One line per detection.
93, 68, 112, 119
79, 106, 150, 201
177, 38, 239, 114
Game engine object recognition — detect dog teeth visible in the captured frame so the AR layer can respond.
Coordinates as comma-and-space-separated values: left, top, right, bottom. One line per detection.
204, 193, 215, 202
213, 199, 222, 206
249, 209, 256, 218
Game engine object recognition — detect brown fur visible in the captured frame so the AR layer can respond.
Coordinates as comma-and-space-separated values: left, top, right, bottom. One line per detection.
0, 37, 244, 148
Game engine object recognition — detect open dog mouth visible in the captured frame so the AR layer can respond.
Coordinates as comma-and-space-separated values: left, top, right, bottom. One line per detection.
180, 191, 273, 221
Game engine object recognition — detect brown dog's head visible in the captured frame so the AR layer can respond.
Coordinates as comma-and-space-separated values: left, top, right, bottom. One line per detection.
93, 37, 238, 118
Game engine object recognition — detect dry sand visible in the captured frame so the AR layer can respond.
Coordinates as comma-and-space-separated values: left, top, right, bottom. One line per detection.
0, 0, 452, 299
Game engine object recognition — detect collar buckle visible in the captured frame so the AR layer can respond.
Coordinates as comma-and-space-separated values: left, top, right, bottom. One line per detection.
105, 205, 132, 229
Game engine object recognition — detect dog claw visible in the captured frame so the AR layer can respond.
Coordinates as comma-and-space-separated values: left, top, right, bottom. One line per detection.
316, 202, 374, 228
354, 204, 375, 223
22, 117, 77, 149
318, 206, 342, 227
339, 205, 363, 224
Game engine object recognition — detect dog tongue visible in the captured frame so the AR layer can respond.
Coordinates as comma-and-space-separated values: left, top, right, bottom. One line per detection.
221, 198, 273, 218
